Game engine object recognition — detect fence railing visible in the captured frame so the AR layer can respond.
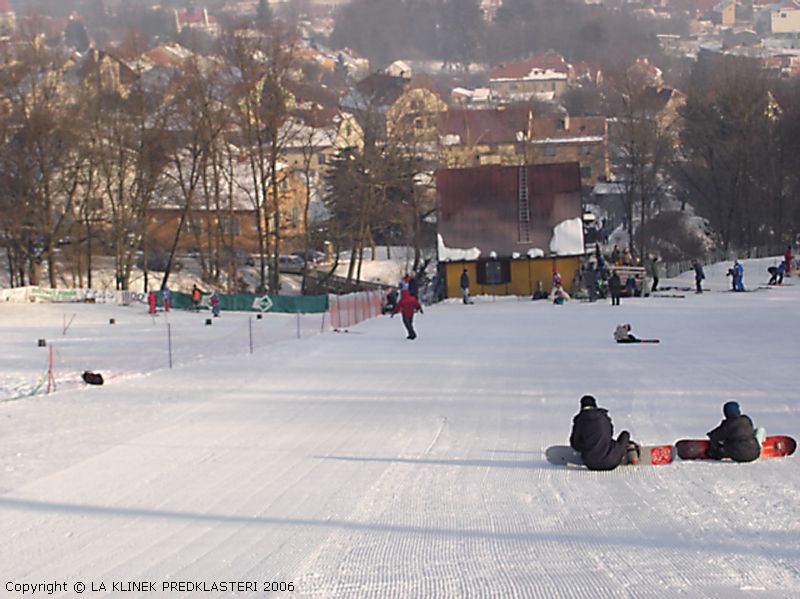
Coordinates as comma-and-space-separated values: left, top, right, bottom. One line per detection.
661, 245, 789, 279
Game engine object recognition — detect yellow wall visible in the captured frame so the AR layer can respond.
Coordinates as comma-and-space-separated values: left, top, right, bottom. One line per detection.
443, 256, 581, 299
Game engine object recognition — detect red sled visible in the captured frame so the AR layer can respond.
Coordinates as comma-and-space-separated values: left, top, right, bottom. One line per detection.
676, 435, 796, 460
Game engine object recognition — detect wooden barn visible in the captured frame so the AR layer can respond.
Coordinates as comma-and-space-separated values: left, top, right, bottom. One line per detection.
437, 163, 584, 298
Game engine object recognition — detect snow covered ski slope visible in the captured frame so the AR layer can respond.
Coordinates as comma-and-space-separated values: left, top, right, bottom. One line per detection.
1, 259, 799, 598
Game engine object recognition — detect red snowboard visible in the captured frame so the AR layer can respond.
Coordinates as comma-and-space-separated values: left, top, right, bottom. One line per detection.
676, 435, 796, 460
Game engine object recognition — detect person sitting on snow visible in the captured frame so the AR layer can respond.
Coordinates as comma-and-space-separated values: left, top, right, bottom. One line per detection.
613, 324, 639, 344
570, 395, 638, 470
706, 401, 762, 462
549, 284, 571, 305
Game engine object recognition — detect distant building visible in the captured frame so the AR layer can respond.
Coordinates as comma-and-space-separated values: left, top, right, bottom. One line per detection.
0, 0, 16, 35
488, 55, 572, 102
436, 163, 584, 298
770, 1, 800, 34
174, 8, 221, 37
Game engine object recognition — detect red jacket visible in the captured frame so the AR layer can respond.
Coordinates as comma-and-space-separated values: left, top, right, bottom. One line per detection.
394, 290, 422, 318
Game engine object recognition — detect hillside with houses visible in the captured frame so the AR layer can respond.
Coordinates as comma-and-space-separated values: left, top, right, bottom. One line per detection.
0, 0, 798, 300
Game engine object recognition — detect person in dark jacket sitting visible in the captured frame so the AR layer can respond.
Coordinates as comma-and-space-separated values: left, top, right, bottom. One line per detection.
570, 395, 635, 470
706, 401, 761, 462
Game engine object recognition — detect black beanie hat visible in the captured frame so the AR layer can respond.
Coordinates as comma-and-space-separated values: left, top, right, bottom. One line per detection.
580, 395, 597, 409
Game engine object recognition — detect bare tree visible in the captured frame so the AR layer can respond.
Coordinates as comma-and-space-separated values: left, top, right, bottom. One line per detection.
160, 56, 228, 289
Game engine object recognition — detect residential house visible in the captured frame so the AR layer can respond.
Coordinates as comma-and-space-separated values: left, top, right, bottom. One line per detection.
712, 0, 737, 25
436, 163, 584, 298
66, 48, 139, 97
341, 72, 448, 147
147, 153, 308, 255
488, 55, 572, 102
438, 106, 532, 167
770, 1, 800, 34
636, 85, 687, 135
0, 0, 15, 35
439, 107, 610, 188
527, 114, 609, 187
386, 76, 449, 144
174, 8, 221, 37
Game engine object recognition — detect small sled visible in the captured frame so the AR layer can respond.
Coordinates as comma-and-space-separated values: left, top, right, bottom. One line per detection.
82, 371, 104, 386
545, 444, 674, 467
675, 435, 796, 460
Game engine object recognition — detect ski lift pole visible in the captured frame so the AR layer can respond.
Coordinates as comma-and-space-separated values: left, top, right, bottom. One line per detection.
167, 323, 173, 369
296, 311, 301, 340
249, 316, 254, 354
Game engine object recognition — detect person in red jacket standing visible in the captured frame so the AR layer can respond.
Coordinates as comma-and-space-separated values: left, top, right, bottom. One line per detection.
392, 289, 423, 339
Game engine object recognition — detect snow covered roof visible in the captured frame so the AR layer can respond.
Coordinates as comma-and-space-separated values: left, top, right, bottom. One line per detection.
490, 55, 570, 82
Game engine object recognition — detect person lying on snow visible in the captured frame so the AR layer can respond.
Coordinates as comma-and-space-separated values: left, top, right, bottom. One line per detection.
706, 401, 763, 462
570, 395, 639, 470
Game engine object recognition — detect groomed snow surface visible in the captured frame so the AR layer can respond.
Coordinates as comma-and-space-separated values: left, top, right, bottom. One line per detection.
1, 257, 799, 598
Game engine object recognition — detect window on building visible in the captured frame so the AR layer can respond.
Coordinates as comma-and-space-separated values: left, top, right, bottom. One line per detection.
289, 206, 300, 226
556, 119, 565, 130
414, 117, 424, 130
580, 166, 592, 179
318, 152, 326, 165
476, 259, 511, 285
220, 217, 240, 236
544, 145, 556, 156
580, 145, 592, 156
410, 99, 420, 110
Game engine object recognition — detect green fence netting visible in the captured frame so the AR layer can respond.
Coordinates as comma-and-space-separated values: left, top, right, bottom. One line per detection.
159, 291, 328, 314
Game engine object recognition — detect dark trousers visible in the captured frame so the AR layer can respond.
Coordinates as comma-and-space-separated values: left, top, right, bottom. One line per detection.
402, 314, 416, 339
611, 293, 620, 306
695, 278, 703, 293
651, 277, 659, 292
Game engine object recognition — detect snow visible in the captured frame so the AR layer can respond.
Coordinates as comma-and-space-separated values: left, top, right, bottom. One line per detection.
549, 217, 584, 255
2, 257, 800, 598
437, 233, 481, 262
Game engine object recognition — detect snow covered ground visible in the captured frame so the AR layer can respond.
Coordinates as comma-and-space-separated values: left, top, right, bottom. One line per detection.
1, 258, 798, 598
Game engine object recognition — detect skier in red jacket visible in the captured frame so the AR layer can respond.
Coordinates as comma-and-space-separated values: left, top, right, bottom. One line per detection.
392, 289, 423, 340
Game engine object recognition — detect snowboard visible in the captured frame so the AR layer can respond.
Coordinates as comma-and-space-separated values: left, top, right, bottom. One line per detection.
545, 444, 674, 467
675, 435, 796, 460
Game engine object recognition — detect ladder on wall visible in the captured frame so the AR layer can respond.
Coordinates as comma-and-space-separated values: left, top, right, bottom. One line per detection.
518, 166, 530, 243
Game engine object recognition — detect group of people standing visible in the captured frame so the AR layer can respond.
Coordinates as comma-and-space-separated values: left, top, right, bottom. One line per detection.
146, 284, 220, 317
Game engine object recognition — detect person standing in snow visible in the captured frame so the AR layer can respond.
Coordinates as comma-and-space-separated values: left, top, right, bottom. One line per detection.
460, 268, 471, 304
408, 272, 419, 298
608, 270, 622, 306
392, 288, 423, 339
692, 261, 705, 294
784, 245, 794, 276
161, 285, 171, 312
706, 401, 762, 462
570, 395, 637, 470
148, 290, 157, 315
733, 260, 745, 291
585, 262, 598, 302
210, 291, 220, 317
649, 256, 660, 292
191, 285, 202, 311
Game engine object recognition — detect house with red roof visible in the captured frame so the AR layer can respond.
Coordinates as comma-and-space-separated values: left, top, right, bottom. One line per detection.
488, 55, 572, 102
174, 8, 220, 37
